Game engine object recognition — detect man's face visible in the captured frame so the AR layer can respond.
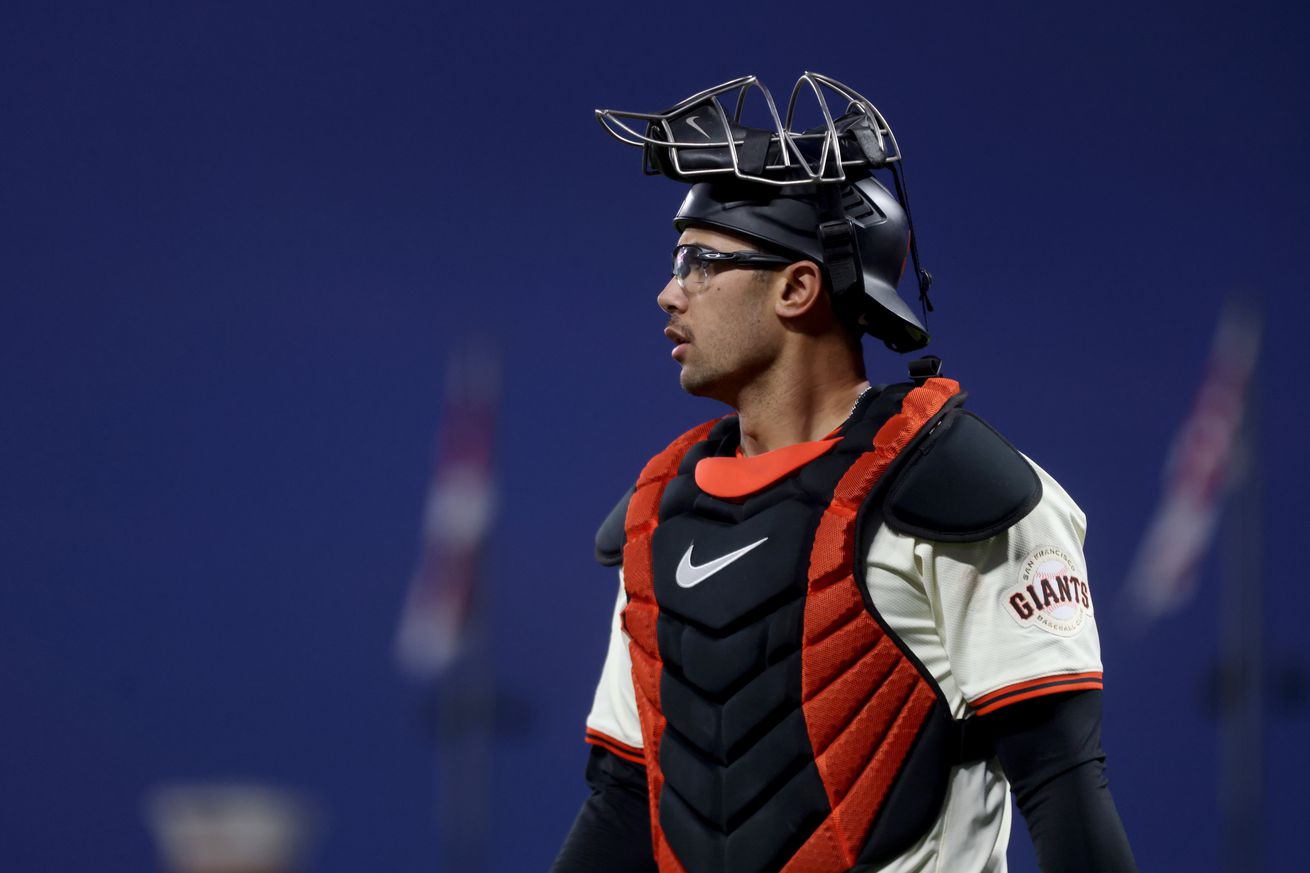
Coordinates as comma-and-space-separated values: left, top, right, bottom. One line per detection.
657, 227, 783, 402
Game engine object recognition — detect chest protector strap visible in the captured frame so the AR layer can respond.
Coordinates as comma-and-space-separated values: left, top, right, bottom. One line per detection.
622, 378, 963, 873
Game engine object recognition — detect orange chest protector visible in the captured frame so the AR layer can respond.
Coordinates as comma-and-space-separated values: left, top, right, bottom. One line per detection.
615, 377, 993, 873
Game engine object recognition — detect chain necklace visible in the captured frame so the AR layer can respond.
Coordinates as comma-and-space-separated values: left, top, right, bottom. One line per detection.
847, 384, 874, 420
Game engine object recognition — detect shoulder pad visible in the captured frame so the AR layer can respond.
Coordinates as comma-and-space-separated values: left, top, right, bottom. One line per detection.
883, 411, 1042, 542
595, 486, 634, 566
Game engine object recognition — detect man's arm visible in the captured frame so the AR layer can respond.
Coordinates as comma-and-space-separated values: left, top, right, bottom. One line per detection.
988, 690, 1137, 873
881, 427, 1137, 871
551, 747, 656, 873
554, 559, 654, 872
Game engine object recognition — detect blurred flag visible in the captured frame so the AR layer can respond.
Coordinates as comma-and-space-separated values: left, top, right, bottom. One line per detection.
1123, 301, 1262, 622
394, 340, 500, 680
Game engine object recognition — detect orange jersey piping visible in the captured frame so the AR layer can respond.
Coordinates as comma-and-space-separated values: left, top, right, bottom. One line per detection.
970, 671, 1105, 717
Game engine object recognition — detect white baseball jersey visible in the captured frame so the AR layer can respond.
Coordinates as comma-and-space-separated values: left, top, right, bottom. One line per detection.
584, 456, 1102, 873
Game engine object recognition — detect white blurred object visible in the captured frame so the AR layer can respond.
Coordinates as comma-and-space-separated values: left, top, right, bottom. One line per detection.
1123, 300, 1262, 622
394, 339, 500, 680
145, 783, 319, 873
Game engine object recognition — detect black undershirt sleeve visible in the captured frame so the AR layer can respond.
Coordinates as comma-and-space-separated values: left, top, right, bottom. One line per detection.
553, 693, 1134, 873
987, 689, 1138, 873
550, 746, 657, 873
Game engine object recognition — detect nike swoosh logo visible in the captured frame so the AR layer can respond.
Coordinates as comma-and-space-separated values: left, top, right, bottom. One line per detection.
675, 537, 768, 589
685, 115, 710, 139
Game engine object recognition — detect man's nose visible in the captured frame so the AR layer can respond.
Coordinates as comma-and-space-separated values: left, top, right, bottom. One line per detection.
657, 277, 686, 314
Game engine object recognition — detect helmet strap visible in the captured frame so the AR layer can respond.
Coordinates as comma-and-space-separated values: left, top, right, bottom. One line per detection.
888, 163, 935, 323
815, 186, 863, 323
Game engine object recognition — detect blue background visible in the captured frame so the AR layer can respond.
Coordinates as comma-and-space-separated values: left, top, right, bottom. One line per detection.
3, 1, 1308, 870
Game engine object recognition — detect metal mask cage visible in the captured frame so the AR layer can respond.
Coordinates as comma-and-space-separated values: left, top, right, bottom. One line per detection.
594, 72, 905, 187
596, 72, 936, 344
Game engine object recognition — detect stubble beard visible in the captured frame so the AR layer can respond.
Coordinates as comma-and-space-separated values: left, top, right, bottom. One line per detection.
677, 342, 770, 407
674, 286, 776, 404
677, 357, 720, 398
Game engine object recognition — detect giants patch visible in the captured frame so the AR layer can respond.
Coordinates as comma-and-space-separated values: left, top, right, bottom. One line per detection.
1003, 546, 1093, 636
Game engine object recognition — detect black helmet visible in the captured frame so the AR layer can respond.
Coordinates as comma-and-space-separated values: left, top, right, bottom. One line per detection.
596, 72, 934, 353
672, 177, 924, 350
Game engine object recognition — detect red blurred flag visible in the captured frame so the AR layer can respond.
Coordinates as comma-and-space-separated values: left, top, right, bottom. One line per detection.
394, 341, 499, 680
1124, 301, 1261, 622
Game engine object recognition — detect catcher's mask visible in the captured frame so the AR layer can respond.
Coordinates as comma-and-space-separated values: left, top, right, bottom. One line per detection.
596, 72, 933, 353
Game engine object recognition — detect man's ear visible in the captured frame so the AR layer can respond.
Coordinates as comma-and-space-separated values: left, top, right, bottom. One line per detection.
774, 259, 826, 320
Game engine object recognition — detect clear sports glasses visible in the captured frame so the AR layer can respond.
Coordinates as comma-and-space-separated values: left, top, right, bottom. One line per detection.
671, 244, 794, 292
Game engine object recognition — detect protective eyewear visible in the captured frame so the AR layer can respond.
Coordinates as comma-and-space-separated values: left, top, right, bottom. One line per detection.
671, 244, 794, 292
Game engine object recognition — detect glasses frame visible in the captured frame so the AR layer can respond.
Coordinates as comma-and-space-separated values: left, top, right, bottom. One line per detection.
672, 244, 795, 292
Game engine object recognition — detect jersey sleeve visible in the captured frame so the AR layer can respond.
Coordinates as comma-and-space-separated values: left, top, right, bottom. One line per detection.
866, 456, 1104, 718
584, 571, 645, 765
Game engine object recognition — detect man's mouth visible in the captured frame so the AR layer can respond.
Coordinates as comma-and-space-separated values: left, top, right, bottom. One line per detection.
664, 324, 690, 361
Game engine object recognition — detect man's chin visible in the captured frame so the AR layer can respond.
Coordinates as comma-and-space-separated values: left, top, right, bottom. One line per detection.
678, 366, 710, 396
678, 367, 728, 402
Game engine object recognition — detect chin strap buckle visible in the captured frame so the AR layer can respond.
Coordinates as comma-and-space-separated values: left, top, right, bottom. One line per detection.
908, 355, 943, 384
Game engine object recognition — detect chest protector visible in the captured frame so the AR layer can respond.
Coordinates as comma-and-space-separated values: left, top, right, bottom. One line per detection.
620, 377, 979, 873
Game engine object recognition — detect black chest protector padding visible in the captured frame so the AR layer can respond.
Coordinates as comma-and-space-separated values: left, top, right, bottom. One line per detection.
644, 386, 991, 873
594, 385, 1000, 873
882, 410, 1042, 542
596, 486, 634, 567
646, 412, 852, 873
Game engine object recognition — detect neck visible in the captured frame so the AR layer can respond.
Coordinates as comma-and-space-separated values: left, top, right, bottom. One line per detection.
734, 339, 868, 456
